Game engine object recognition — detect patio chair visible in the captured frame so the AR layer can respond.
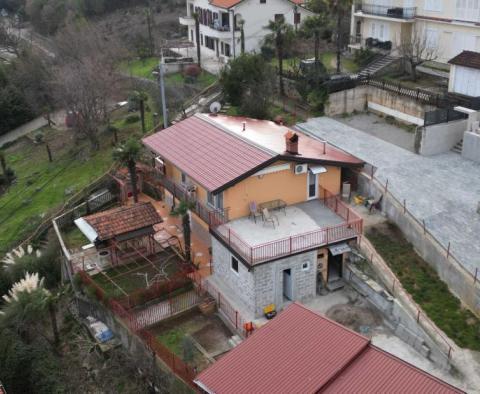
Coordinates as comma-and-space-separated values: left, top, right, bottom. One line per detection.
249, 201, 262, 223
262, 208, 279, 228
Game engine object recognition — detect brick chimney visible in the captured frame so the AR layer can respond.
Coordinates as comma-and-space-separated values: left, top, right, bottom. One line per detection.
285, 131, 299, 155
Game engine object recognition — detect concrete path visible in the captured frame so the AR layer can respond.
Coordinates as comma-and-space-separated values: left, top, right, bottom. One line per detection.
297, 116, 480, 276
0, 110, 65, 148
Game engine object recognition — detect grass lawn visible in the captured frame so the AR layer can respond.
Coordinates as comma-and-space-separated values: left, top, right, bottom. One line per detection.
367, 223, 480, 351
119, 57, 159, 80
0, 102, 158, 255
63, 226, 89, 250
321, 51, 359, 74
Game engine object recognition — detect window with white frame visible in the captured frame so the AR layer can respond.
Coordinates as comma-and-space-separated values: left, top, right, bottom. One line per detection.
425, 28, 439, 49
301, 260, 310, 271
425, 0, 442, 12
231, 256, 239, 274
207, 191, 224, 210
455, 0, 480, 22
370, 22, 389, 41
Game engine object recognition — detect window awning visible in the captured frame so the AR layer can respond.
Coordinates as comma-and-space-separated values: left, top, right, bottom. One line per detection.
74, 218, 98, 243
328, 243, 351, 256
309, 166, 327, 175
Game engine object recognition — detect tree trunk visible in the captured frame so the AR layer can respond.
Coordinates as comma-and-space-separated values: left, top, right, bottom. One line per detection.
195, 16, 201, 67
278, 36, 284, 96
113, 129, 118, 144
336, 15, 342, 73
411, 62, 417, 82
128, 160, 139, 203
46, 143, 53, 162
140, 99, 146, 133
314, 31, 320, 66
48, 302, 60, 347
241, 27, 245, 54
0, 154, 6, 176
182, 213, 191, 262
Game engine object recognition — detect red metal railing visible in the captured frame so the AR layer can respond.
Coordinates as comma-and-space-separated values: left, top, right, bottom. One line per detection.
212, 188, 363, 265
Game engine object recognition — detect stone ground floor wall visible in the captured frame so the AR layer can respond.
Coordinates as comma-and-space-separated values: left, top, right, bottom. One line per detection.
253, 250, 317, 317
415, 119, 467, 156
211, 238, 318, 317
357, 172, 480, 317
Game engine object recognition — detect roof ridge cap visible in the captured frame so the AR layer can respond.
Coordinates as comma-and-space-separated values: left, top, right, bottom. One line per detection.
196, 113, 278, 157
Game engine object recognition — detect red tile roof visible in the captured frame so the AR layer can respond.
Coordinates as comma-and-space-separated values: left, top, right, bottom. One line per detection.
195, 303, 463, 394
143, 115, 363, 193
143, 116, 275, 192
84, 202, 162, 241
448, 50, 480, 70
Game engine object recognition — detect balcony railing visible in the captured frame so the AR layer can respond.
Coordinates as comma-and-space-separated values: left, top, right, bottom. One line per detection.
355, 3, 416, 19
212, 188, 363, 266
209, 22, 230, 32
142, 167, 229, 226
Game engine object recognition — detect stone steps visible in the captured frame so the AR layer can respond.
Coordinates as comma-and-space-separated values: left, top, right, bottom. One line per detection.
358, 55, 396, 78
452, 139, 463, 154
326, 278, 345, 292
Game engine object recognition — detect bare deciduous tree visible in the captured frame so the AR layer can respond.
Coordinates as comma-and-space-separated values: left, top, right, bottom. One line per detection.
398, 27, 438, 81
0, 20, 22, 56
53, 24, 126, 150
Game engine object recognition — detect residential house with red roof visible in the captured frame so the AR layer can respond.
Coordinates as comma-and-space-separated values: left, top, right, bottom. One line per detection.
195, 303, 464, 394
179, 0, 312, 63
143, 114, 364, 320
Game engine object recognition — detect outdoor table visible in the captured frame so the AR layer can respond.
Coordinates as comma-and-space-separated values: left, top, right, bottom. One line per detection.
259, 199, 287, 215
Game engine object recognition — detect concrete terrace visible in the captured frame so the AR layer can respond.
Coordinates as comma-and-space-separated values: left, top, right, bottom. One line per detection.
224, 200, 345, 246
297, 116, 480, 275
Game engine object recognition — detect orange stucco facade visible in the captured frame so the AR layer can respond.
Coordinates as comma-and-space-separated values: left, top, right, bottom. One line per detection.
162, 159, 343, 222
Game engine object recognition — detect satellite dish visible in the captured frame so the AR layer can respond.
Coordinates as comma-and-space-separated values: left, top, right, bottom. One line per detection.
210, 101, 222, 115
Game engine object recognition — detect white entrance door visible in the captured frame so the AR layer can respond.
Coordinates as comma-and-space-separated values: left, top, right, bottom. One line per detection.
307, 171, 318, 200
283, 269, 293, 300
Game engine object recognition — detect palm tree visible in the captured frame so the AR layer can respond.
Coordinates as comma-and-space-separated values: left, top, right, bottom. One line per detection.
265, 19, 294, 96
0, 273, 60, 348
171, 199, 195, 263
301, 15, 329, 67
113, 138, 142, 203
323, 0, 353, 73
131, 90, 148, 133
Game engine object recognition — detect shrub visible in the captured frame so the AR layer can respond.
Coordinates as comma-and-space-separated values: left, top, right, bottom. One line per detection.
125, 114, 140, 124
183, 64, 201, 78
354, 48, 376, 67
34, 132, 44, 143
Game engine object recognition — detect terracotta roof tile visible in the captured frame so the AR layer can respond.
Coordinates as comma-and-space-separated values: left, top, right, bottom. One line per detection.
84, 202, 162, 241
195, 303, 464, 394
448, 50, 480, 70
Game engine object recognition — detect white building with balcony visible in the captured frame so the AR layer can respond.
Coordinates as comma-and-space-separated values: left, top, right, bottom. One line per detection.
179, 0, 312, 68
350, 1, 480, 64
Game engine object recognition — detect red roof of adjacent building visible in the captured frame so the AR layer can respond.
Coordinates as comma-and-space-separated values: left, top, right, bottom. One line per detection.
83, 202, 162, 241
143, 114, 363, 193
195, 303, 464, 394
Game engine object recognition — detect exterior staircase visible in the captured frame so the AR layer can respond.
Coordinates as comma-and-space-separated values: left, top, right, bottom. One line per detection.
452, 139, 464, 154
357, 55, 397, 78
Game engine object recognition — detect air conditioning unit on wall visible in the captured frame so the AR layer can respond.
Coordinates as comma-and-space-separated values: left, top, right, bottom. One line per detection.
294, 163, 308, 175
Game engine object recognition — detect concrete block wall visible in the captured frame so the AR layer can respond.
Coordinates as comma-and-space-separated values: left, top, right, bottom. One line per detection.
253, 251, 317, 317
325, 85, 434, 123
415, 119, 467, 156
345, 265, 451, 369
357, 173, 480, 317
211, 238, 256, 315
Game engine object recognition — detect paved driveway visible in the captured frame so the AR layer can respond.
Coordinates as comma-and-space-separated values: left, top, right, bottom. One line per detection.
297, 116, 480, 275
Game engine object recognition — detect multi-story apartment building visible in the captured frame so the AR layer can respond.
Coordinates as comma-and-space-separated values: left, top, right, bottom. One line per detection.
350, 1, 480, 64
179, 0, 312, 63
143, 114, 364, 319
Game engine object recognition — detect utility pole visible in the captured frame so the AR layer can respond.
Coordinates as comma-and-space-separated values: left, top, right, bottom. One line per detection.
230, 10, 236, 59
158, 58, 168, 129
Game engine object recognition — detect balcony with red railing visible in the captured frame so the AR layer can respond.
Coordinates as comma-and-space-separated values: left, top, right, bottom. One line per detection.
211, 187, 363, 266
